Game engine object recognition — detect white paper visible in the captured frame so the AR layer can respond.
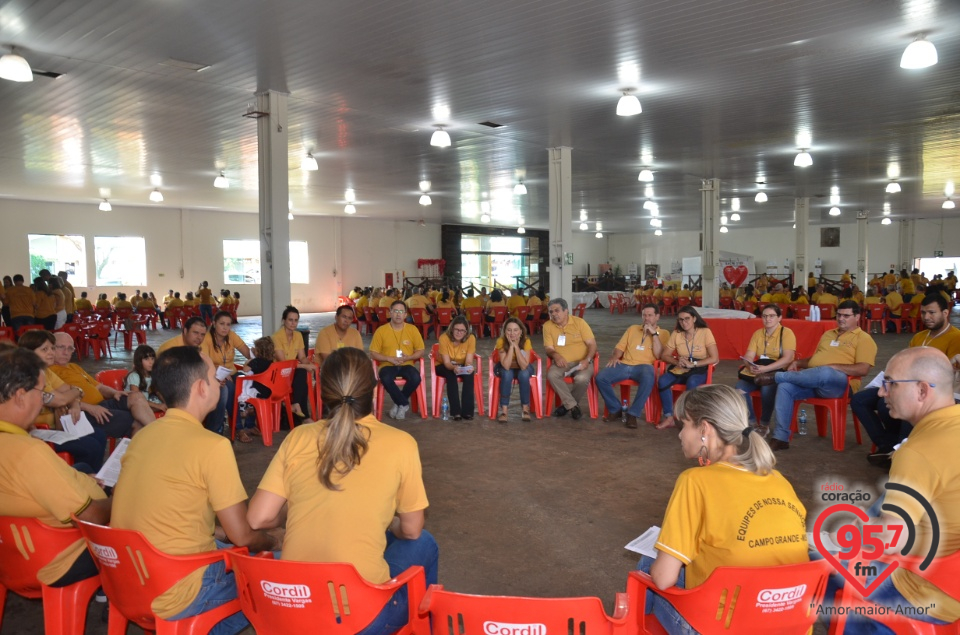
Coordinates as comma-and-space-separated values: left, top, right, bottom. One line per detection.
216, 366, 232, 382
456, 365, 474, 375
625, 525, 661, 558
30, 428, 78, 445
60, 412, 95, 438
564, 361, 584, 377
95, 438, 131, 487
865, 371, 885, 391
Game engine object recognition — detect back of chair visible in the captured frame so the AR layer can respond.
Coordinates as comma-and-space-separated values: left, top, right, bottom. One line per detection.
419, 585, 630, 635
96, 369, 129, 391
574, 303, 587, 317
267, 360, 299, 402
465, 307, 484, 329
374, 306, 389, 324
74, 519, 235, 630
226, 552, 426, 634
437, 308, 454, 327
0, 517, 83, 598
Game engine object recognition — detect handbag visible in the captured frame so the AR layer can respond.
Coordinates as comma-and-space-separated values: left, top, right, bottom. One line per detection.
737, 327, 785, 382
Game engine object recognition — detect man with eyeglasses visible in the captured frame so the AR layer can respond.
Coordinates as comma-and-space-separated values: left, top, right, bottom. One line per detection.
543, 298, 597, 419
369, 301, 425, 420
757, 300, 876, 451
850, 293, 960, 468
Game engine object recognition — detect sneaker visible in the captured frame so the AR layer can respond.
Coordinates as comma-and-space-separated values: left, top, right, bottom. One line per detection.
624, 415, 639, 429
768, 438, 790, 451
551, 406, 569, 418
571, 405, 583, 420
396, 405, 409, 420
95, 589, 107, 603
388, 404, 399, 419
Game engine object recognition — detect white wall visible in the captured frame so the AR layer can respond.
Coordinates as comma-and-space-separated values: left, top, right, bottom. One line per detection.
0, 199, 440, 316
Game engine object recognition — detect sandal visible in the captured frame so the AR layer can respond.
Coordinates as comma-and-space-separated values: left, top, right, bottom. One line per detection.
521, 410, 531, 422
237, 430, 254, 443
655, 415, 676, 430
498, 410, 508, 423
249, 426, 262, 437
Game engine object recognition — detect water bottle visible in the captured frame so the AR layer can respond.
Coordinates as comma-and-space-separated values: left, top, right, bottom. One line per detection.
621, 399, 629, 423
441, 397, 450, 421
798, 408, 808, 436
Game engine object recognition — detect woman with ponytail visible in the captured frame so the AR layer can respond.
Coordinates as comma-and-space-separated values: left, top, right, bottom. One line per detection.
247, 347, 438, 634
639, 384, 808, 635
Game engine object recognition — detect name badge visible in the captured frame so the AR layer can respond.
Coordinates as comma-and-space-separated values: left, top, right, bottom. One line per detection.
830, 340, 840, 347
636, 345, 645, 351
557, 335, 566, 346
759, 354, 770, 360
396, 349, 404, 357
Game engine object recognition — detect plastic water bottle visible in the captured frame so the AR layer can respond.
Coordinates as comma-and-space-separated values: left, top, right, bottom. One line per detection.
621, 399, 629, 423
441, 397, 450, 421
798, 408, 808, 436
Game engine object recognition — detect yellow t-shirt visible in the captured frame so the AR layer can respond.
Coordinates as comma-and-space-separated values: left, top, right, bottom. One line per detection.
35, 292, 57, 319
542, 315, 595, 363
197, 288, 216, 306
885, 291, 904, 315
130, 295, 143, 308
677, 289, 692, 299
166, 298, 184, 310
257, 416, 428, 583
656, 462, 809, 589
95, 299, 111, 310
137, 299, 155, 311
0, 420, 107, 585
378, 296, 395, 308
614, 325, 669, 366
50, 363, 106, 406
315, 324, 364, 360
61, 282, 76, 313
157, 334, 187, 355
460, 296, 482, 310
355, 296, 369, 311
883, 273, 898, 287
111, 409, 248, 619
816, 293, 838, 307
348, 290, 361, 300
484, 299, 507, 318
74, 298, 93, 311
887, 405, 960, 622
808, 328, 877, 391
200, 330, 248, 369
739, 326, 797, 377
405, 294, 430, 310
910, 293, 925, 305
908, 326, 960, 358
841, 273, 852, 283
370, 324, 424, 367
665, 328, 717, 374
506, 294, 526, 314
864, 296, 883, 305
494, 337, 533, 369
114, 300, 133, 310
652, 289, 663, 300
437, 333, 476, 366
272, 329, 305, 361
793, 296, 809, 305
436, 299, 456, 310
900, 278, 916, 294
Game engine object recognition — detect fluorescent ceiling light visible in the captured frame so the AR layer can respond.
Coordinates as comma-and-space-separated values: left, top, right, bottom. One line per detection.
616, 92, 642, 117
579, 222, 588, 230
419, 194, 432, 206
288, 212, 294, 220
0, 51, 32, 82
654, 229, 662, 236
344, 204, 356, 214
637, 169, 654, 182
900, 35, 938, 69
301, 153, 318, 171
579, 208, 588, 220
946, 181, 955, 197
829, 206, 841, 216
213, 172, 228, 189
419, 180, 431, 192
885, 181, 901, 194
643, 200, 655, 210
345, 188, 356, 203
731, 197, 740, 211
731, 213, 741, 222
644, 186, 654, 198
794, 151, 812, 167
430, 127, 451, 147
720, 214, 728, 225
149, 188, 163, 202
595, 231, 604, 238
881, 217, 892, 225
755, 191, 768, 203
99, 199, 112, 212
943, 199, 955, 210
514, 181, 527, 195
719, 226, 729, 233
480, 213, 491, 223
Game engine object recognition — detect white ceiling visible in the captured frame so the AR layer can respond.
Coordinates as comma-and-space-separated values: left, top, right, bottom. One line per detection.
0, 0, 957, 233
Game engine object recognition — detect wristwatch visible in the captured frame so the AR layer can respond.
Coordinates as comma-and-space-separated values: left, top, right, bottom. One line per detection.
693, 360, 698, 367
75, 386, 84, 398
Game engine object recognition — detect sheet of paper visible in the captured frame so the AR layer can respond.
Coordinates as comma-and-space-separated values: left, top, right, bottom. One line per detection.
216, 366, 232, 382
95, 438, 131, 487
564, 361, 584, 377
625, 525, 661, 558
30, 428, 78, 445
864, 371, 885, 391
60, 412, 95, 438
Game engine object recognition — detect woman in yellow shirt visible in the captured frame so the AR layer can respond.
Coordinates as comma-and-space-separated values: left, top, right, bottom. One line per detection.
495, 317, 535, 422
734, 305, 796, 434
656, 306, 720, 430
271, 305, 316, 422
197, 281, 216, 324
435, 316, 477, 420
33, 278, 57, 331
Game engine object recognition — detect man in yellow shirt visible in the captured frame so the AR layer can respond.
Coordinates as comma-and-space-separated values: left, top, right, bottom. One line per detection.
379, 288, 399, 308
945, 271, 958, 293
759, 301, 876, 451
677, 285, 692, 300
111, 347, 278, 632
6, 274, 36, 332
814, 284, 838, 306
162, 289, 174, 309
369, 301, 425, 420
314, 306, 364, 365
459, 290, 482, 310
157, 317, 207, 355
114, 293, 133, 310
506, 288, 527, 316
543, 298, 597, 419
884, 284, 904, 331
883, 269, 898, 287
348, 286, 362, 301
74, 291, 93, 311
130, 290, 143, 308
163, 292, 184, 329
595, 303, 667, 428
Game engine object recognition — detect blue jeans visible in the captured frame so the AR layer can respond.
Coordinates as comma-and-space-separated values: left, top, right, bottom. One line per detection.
199, 303, 214, 323
204, 382, 233, 435
596, 363, 655, 418
168, 542, 247, 635
771, 367, 849, 442
637, 556, 695, 635
657, 369, 709, 416
378, 365, 421, 408
849, 388, 911, 453
735, 379, 776, 424
358, 530, 440, 635
54, 426, 108, 472
499, 366, 535, 406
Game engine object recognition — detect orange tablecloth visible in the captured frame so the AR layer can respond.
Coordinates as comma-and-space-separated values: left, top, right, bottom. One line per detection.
706, 319, 835, 360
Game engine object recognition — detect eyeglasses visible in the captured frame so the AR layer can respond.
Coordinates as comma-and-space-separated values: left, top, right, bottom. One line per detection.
678, 316, 694, 322
391, 310, 405, 314
55, 345, 76, 352
836, 313, 856, 319
881, 378, 934, 391
761, 313, 779, 319
452, 327, 467, 332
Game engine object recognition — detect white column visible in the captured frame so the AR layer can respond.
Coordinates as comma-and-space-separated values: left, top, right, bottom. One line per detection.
257, 90, 290, 336
898, 219, 915, 272
794, 198, 809, 288
856, 211, 869, 289
700, 178, 720, 308
547, 146, 573, 302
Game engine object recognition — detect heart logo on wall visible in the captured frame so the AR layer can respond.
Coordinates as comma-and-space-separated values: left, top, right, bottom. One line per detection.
723, 265, 749, 287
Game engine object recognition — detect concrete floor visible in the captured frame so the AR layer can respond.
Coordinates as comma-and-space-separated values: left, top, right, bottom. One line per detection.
3, 305, 944, 634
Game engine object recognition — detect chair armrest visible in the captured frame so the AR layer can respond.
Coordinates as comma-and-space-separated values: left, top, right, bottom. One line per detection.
393, 565, 427, 628
418, 583, 442, 618
611, 591, 630, 621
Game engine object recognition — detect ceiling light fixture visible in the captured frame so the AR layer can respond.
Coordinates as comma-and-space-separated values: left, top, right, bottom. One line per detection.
288, 212, 294, 221
650, 205, 659, 217
829, 206, 841, 216
794, 150, 812, 167
731, 213, 741, 222
595, 231, 604, 238
0, 48, 33, 82
644, 186, 654, 198
419, 194, 432, 206
213, 171, 228, 189
720, 214, 728, 225
945, 181, 955, 197
943, 199, 955, 210
345, 188, 356, 203
301, 153, 318, 171
719, 226, 729, 233
518, 226, 526, 234
430, 126, 451, 147
643, 200, 655, 211
900, 34, 938, 69
149, 188, 163, 203
881, 217, 893, 225
755, 191, 768, 203
650, 218, 661, 227
480, 213, 491, 223
885, 181, 901, 194
731, 197, 740, 211
616, 90, 642, 116
99, 199, 112, 212
830, 186, 840, 205
654, 229, 663, 236
579, 222, 588, 231
344, 204, 356, 214
419, 180, 431, 192
514, 180, 527, 195
637, 169, 654, 182
579, 208, 588, 220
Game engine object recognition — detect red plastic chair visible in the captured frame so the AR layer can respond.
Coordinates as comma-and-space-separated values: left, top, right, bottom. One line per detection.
83, 323, 112, 360
831, 551, 960, 635
608, 294, 623, 314
374, 359, 428, 420
231, 359, 297, 447
464, 307, 485, 339
661, 297, 677, 316
56, 323, 86, 360
693, 295, 703, 307
487, 349, 543, 419
789, 375, 861, 451
418, 584, 630, 635
16, 324, 44, 339
628, 561, 832, 635
435, 308, 455, 331
0, 326, 14, 342
166, 307, 184, 330
544, 353, 600, 419
889, 302, 920, 334
96, 369, 129, 391
791, 304, 811, 320
743, 300, 758, 314
599, 371, 661, 424
718, 297, 734, 309
573, 303, 587, 318
74, 519, 245, 635
226, 551, 427, 635
374, 306, 389, 325
115, 314, 149, 351
429, 344, 484, 418
649, 361, 715, 422
677, 296, 691, 307
0, 517, 100, 635
488, 306, 508, 338
409, 307, 436, 341
361, 306, 376, 335
818, 303, 836, 320
137, 308, 159, 330
862, 303, 885, 332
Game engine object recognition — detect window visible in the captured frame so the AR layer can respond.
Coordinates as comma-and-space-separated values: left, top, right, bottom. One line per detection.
223, 240, 309, 284
28, 234, 87, 286
94, 236, 146, 286
460, 234, 532, 290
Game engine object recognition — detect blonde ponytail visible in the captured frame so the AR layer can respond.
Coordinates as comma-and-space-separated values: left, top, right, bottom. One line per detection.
316, 348, 375, 490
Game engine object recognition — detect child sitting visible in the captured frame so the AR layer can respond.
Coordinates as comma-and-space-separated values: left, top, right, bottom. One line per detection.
125, 345, 165, 432
236, 336, 275, 443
